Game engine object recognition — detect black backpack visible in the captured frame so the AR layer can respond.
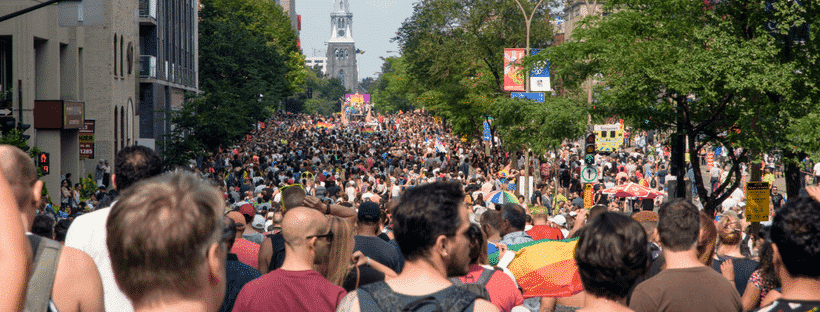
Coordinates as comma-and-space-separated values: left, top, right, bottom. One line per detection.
448, 267, 496, 301
25, 235, 63, 312
358, 280, 482, 312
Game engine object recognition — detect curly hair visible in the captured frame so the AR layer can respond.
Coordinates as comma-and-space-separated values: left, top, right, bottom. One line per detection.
575, 212, 649, 300
771, 196, 820, 278
393, 181, 464, 261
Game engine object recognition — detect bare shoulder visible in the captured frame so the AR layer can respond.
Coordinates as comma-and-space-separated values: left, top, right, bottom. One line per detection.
54, 246, 104, 312
336, 290, 360, 312
473, 298, 499, 312
59, 246, 99, 275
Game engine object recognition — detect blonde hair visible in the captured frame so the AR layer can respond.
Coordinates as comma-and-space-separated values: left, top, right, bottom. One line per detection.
316, 216, 355, 287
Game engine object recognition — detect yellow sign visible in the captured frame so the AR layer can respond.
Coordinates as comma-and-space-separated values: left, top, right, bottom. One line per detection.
584, 184, 594, 209
745, 182, 770, 222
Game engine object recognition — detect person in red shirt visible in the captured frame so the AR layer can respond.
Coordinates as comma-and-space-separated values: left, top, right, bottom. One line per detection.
527, 207, 565, 240
452, 223, 524, 312
227, 211, 260, 270
232, 208, 346, 312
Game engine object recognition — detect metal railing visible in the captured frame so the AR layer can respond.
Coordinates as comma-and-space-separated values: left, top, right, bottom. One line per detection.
139, 55, 157, 78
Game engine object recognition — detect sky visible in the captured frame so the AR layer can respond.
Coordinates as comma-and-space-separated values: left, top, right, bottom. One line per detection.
296, 0, 417, 80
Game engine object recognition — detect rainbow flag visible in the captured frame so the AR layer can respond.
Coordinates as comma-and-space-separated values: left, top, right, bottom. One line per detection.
316, 122, 334, 129
363, 127, 376, 134
489, 238, 583, 298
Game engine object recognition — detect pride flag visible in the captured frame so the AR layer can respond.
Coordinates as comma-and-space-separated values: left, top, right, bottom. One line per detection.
489, 238, 583, 298
362, 127, 376, 134
316, 122, 334, 129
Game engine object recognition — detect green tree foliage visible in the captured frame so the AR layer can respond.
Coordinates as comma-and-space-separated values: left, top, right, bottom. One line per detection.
371, 56, 416, 114
162, 0, 302, 167
544, 0, 819, 214
492, 97, 588, 155
294, 66, 348, 116
394, 0, 557, 138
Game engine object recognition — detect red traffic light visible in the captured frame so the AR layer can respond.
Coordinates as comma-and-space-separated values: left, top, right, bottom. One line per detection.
585, 133, 596, 144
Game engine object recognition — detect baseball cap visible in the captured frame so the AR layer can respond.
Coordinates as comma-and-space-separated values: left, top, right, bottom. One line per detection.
358, 201, 381, 223
251, 214, 265, 230
549, 215, 567, 227
239, 204, 255, 217
226, 211, 246, 231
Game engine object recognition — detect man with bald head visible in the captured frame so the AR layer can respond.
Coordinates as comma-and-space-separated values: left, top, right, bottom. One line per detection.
233, 207, 347, 312
0, 145, 104, 312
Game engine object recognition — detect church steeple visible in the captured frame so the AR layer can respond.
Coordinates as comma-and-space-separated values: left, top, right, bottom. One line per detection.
329, 0, 353, 43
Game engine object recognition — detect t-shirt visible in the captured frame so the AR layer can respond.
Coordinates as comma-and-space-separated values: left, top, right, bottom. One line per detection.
755, 299, 820, 312
220, 254, 261, 312
354, 236, 404, 273
453, 264, 523, 312
630, 266, 742, 312
712, 256, 759, 297
526, 225, 565, 240
64, 207, 134, 312
231, 238, 260, 270
232, 269, 346, 312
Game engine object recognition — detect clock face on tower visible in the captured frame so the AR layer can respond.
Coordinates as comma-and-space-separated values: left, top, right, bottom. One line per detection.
338, 30, 345, 37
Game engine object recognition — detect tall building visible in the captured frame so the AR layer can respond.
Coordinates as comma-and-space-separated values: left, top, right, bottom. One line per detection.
138, 0, 199, 152
305, 57, 328, 76
275, 0, 300, 39
325, 0, 358, 92
563, 0, 603, 41
0, 0, 139, 193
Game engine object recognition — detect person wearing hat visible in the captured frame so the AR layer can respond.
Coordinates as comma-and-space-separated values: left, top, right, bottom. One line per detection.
548, 214, 570, 238
227, 211, 260, 270
239, 204, 264, 244
354, 202, 404, 274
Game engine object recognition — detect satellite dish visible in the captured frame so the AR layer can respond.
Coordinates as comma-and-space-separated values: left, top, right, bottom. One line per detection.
59, 0, 104, 27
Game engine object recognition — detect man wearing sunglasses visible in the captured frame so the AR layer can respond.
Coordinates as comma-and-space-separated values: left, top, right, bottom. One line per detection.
233, 208, 346, 312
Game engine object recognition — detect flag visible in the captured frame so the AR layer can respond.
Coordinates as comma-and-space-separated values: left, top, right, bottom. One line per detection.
489, 238, 583, 298
356, 49, 365, 54
363, 127, 376, 134
316, 122, 334, 129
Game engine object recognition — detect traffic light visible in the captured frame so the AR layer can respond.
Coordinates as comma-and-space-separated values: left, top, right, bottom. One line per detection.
0, 116, 14, 134
584, 133, 596, 165
38, 152, 50, 175
16, 122, 30, 141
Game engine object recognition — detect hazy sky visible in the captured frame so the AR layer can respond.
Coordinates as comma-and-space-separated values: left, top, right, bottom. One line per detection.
296, 0, 417, 80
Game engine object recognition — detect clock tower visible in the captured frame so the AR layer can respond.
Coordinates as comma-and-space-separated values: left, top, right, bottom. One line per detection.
326, 0, 359, 92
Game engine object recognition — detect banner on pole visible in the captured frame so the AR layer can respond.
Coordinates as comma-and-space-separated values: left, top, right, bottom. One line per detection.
511, 92, 545, 102
530, 49, 551, 92
504, 48, 526, 91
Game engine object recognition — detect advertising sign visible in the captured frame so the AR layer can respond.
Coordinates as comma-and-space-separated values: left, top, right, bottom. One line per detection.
504, 48, 526, 91
79, 120, 95, 160
63, 101, 84, 129
530, 49, 551, 91
746, 182, 770, 222
345, 94, 370, 105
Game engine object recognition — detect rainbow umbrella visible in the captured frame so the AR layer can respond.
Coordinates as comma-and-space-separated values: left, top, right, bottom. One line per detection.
489, 238, 583, 298
486, 190, 519, 204
498, 169, 510, 177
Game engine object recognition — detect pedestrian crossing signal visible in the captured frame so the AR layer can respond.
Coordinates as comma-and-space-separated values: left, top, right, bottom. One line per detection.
38, 152, 50, 175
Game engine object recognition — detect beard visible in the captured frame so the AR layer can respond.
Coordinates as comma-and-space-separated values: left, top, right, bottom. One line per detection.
445, 254, 471, 277
719, 230, 742, 245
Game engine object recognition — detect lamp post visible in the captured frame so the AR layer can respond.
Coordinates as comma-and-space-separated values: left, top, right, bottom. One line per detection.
511, 0, 547, 93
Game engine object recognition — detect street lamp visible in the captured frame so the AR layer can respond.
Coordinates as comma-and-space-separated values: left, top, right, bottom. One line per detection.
511, 0, 547, 92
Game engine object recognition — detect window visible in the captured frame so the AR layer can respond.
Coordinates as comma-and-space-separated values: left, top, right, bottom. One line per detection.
114, 106, 119, 154
120, 105, 125, 149
120, 35, 124, 77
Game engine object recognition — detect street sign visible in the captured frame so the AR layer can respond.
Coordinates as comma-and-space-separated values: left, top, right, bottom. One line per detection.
0, 108, 11, 116
584, 184, 594, 209
582, 166, 598, 183
746, 182, 770, 222
510, 92, 545, 102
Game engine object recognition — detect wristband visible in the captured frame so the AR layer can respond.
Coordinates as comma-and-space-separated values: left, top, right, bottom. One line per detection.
366, 257, 371, 266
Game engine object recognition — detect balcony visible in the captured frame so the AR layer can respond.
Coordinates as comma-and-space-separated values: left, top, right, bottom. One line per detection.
139, 0, 157, 25
140, 55, 157, 79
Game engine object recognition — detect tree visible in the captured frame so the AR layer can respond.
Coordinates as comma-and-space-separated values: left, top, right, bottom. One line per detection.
371, 56, 416, 114
492, 96, 588, 155
393, 0, 558, 138
545, 0, 819, 215
162, 0, 301, 167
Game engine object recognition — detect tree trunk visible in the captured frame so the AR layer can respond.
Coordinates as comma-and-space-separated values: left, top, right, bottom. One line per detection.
670, 122, 687, 199
784, 150, 804, 201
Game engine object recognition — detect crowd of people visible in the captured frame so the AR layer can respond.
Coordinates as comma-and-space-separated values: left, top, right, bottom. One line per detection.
2, 109, 819, 312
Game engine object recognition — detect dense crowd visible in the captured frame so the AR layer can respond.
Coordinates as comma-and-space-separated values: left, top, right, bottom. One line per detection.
1, 110, 819, 312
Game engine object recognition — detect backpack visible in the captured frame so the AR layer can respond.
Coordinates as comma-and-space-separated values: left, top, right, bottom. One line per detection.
448, 267, 496, 301
358, 280, 481, 312
25, 235, 63, 312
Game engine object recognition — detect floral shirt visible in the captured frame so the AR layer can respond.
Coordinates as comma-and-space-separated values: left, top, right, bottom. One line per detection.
750, 269, 775, 300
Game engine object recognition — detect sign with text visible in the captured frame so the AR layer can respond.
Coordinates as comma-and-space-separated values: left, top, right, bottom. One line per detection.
345, 94, 370, 105
584, 184, 594, 209
511, 92, 545, 102
746, 182, 770, 222
79, 120, 95, 160
530, 49, 551, 92
503, 48, 526, 91
63, 101, 85, 129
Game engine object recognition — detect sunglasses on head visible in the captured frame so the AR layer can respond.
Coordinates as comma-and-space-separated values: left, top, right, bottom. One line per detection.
307, 230, 334, 241
281, 183, 304, 191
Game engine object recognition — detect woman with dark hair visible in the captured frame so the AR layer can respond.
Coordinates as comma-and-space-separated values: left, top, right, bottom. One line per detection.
741, 226, 781, 311
574, 212, 650, 312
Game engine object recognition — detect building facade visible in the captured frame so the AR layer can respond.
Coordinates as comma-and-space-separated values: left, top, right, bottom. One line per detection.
325, 0, 358, 92
0, 0, 139, 194
562, 0, 604, 41
305, 56, 328, 76
138, 0, 199, 152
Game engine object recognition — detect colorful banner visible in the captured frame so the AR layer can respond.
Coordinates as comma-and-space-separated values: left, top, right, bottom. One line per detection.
490, 238, 583, 298
504, 48, 526, 91
530, 49, 551, 92
345, 93, 370, 105
79, 120, 95, 160
511, 92, 545, 102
